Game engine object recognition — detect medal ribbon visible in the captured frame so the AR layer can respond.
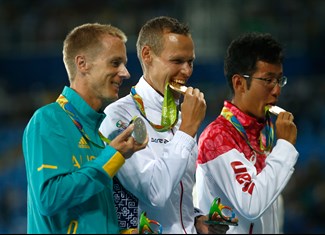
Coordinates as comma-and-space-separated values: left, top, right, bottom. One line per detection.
130, 83, 178, 132
138, 212, 163, 234
221, 106, 274, 154
56, 94, 111, 148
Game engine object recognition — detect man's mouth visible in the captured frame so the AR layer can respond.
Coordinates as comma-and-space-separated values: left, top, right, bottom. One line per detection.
112, 81, 121, 88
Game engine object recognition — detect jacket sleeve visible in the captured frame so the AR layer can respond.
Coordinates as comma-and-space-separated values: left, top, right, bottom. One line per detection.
23, 108, 124, 216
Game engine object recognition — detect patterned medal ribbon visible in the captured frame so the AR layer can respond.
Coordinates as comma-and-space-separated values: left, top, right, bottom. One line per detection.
221, 106, 274, 154
130, 83, 178, 132
56, 94, 111, 148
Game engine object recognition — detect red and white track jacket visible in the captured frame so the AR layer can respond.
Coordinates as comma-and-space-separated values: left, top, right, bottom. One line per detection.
196, 101, 299, 234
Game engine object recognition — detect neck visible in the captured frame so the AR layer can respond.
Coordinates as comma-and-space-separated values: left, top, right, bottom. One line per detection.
143, 75, 164, 97
70, 85, 102, 112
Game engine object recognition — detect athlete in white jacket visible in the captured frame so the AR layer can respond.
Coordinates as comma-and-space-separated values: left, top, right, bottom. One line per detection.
100, 16, 228, 234
101, 77, 199, 234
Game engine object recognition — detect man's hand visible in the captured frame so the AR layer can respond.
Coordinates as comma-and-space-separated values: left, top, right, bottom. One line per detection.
195, 215, 229, 234
275, 111, 297, 145
179, 87, 206, 137
109, 123, 148, 159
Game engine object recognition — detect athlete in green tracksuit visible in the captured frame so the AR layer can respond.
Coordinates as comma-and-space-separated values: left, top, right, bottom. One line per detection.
23, 87, 123, 233
22, 23, 147, 234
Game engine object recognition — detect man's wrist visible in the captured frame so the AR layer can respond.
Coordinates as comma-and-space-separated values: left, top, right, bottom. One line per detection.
195, 215, 203, 233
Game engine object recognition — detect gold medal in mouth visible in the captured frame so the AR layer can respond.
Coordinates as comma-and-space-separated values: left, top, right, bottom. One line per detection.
169, 81, 187, 94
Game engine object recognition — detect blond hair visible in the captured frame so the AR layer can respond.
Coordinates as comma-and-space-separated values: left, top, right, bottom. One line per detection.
63, 23, 127, 82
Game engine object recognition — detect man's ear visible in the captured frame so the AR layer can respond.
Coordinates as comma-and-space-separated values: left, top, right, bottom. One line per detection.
232, 74, 246, 93
141, 45, 152, 65
75, 55, 88, 72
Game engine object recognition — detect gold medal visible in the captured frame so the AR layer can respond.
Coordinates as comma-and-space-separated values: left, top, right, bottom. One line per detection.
169, 81, 187, 94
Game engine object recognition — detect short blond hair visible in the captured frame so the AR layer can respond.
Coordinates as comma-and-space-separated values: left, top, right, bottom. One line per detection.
63, 23, 127, 82
136, 16, 190, 69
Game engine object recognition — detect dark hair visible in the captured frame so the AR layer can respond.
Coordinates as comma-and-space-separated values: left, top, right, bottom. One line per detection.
224, 32, 284, 95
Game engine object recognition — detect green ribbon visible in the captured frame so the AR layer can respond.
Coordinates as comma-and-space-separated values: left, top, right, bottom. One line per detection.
131, 82, 178, 132
161, 82, 178, 127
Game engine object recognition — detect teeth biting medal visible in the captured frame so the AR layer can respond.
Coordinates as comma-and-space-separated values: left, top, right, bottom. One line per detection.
169, 81, 187, 94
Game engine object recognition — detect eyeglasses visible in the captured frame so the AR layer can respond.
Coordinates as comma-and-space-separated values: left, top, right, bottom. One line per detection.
242, 74, 287, 88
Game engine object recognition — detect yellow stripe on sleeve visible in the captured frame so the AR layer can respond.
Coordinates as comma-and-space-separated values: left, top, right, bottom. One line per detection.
102, 152, 125, 178
37, 164, 58, 171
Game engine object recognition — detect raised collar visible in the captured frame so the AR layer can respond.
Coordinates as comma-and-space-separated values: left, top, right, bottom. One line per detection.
62, 86, 106, 146
224, 100, 265, 135
134, 76, 180, 111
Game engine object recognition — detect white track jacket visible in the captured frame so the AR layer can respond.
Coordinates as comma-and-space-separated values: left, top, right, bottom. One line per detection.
100, 77, 198, 234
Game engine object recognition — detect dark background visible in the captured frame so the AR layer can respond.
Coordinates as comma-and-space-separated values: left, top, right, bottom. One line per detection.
0, 0, 324, 233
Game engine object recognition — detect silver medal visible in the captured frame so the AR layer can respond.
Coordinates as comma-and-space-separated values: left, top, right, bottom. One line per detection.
131, 116, 147, 144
